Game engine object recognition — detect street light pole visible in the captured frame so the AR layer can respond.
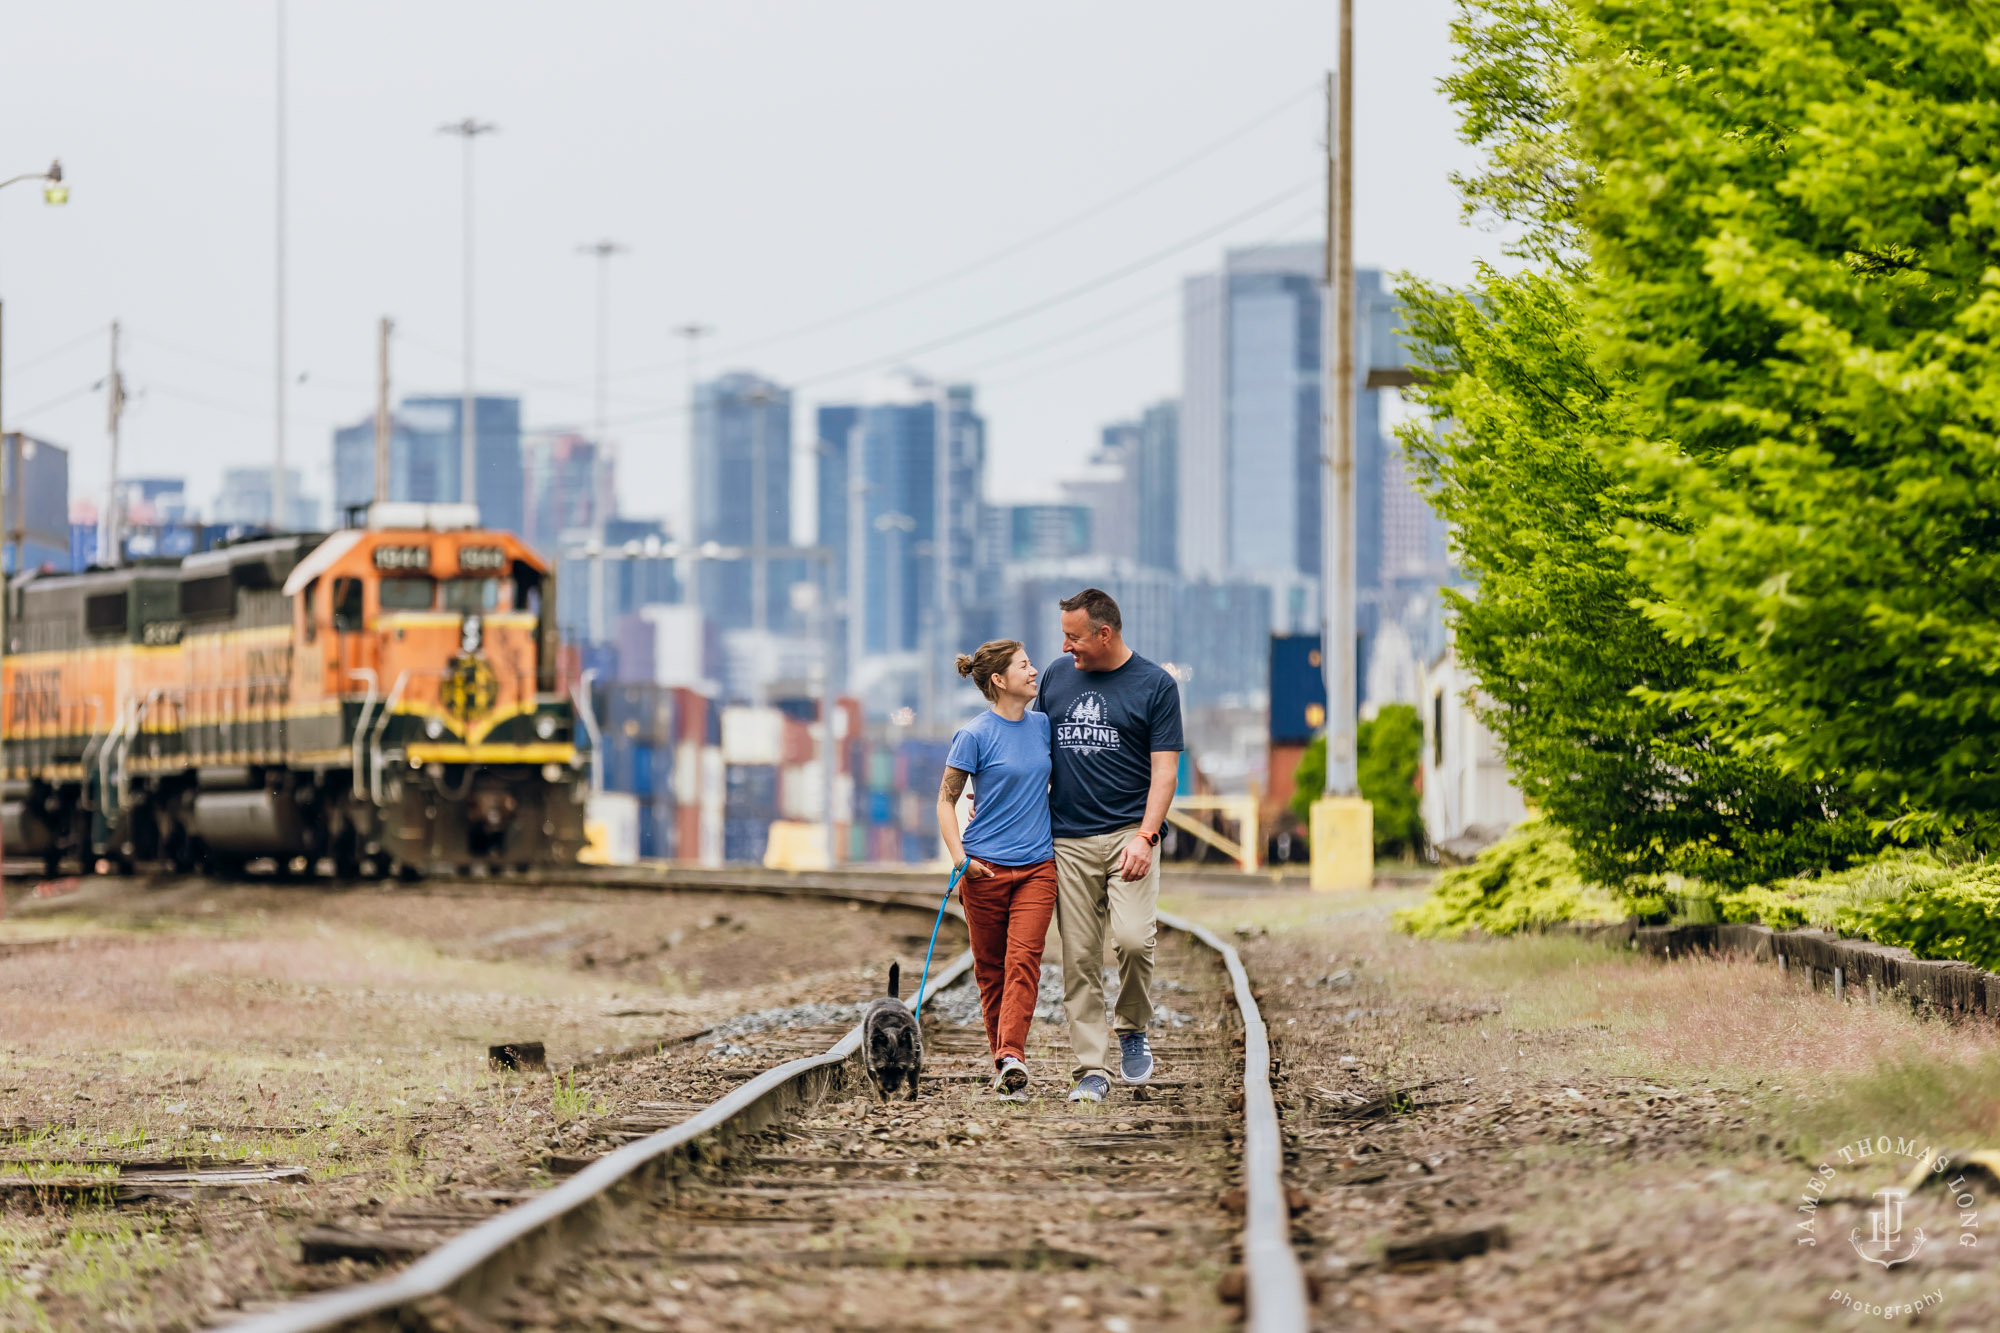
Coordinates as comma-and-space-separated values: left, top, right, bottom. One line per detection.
439, 117, 497, 515
578, 240, 628, 644
676, 323, 711, 549
273, 0, 288, 531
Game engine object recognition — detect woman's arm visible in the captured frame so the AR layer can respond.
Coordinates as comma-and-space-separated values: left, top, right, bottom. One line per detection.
936, 767, 992, 877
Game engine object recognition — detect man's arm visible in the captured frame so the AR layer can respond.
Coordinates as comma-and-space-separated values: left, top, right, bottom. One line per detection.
1118, 750, 1180, 882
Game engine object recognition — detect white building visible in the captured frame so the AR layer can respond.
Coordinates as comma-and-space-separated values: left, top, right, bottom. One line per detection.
1419, 638, 1529, 858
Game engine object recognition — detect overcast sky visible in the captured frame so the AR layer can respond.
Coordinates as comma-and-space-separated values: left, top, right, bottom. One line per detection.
0, 1, 1498, 538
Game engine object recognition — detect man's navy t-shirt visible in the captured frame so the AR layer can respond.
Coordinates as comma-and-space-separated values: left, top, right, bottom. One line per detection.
1036, 652, 1184, 838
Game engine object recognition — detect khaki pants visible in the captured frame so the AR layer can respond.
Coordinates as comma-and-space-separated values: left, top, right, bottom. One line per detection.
1054, 827, 1158, 1083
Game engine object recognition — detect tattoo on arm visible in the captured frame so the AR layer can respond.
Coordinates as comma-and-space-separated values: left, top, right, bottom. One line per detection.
939, 767, 970, 803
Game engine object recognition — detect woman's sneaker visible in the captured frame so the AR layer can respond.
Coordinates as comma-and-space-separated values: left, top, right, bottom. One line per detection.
995, 1056, 1029, 1093
1068, 1073, 1110, 1103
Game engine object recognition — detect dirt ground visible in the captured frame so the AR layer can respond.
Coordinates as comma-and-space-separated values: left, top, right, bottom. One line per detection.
1197, 884, 2000, 1332
0, 875, 963, 1331
494, 927, 1238, 1333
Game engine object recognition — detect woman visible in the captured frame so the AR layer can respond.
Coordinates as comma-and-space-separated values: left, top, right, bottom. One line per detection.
936, 639, 1056, 1094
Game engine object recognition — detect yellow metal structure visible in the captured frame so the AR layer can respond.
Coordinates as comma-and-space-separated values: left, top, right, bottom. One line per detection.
1309, 795, 1372, 891
1166, 794, 1261, 872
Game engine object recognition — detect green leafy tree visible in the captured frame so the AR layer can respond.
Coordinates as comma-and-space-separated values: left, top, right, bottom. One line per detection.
1569, 0, 2000, 842
1289, 704, 1427, 858
1398, 269, 1869, 885
1383, 0, 1874, 886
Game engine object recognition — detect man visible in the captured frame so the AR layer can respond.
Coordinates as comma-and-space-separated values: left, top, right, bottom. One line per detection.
1035, 587, 1183, 1103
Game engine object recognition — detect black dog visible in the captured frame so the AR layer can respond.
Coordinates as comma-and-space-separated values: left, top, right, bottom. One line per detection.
860, 962, 923, 1101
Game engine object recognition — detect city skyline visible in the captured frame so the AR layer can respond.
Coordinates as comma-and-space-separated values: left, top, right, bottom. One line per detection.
0, 1, 1498, 531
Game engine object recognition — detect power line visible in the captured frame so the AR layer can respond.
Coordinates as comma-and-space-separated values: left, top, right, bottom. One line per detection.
5, 326, 107, 380
600, 174, 1319, 430
10, 379, 101, 422
613, 79, 1323, 377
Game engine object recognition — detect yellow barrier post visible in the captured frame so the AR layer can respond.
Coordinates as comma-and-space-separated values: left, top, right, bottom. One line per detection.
1309, 796, 1372, 891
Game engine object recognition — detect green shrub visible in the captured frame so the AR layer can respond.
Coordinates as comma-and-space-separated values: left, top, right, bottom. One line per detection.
1394, 819, 1629, 938
1835, 865, 2000, 973
1290, 704, 1428, 858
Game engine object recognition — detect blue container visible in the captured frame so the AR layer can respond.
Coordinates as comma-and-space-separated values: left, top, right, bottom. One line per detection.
631, 744, 655, 798
725, 764, 780, 821
868, 790, 893, 825
1269, 634, 1328, 745
637, 798, 675, 860
724, 817, 770, 865
900, 831, 939, 865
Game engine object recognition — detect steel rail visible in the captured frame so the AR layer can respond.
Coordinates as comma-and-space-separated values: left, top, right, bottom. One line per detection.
1164, 911, 1312, 1331
217, 878, 1309, 1332
222, 944, 977, 1333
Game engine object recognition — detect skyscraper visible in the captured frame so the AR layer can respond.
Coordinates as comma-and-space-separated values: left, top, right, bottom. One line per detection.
213, 466, 319, 530
692, 372, 792, 633
332, 394, 524, 536
522, 431, 612, 557
1088, 399, 1179, 572
815, 372, 986, 700
1179, 242, 1324, 599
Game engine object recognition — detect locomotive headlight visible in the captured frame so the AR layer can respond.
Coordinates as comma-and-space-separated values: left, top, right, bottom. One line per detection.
535, 713, 558, 740
425, 718, 445, 739
542, 763, 564, 783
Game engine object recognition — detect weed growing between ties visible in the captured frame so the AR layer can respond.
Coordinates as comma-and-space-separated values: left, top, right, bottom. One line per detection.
551, 1072, 610, 1122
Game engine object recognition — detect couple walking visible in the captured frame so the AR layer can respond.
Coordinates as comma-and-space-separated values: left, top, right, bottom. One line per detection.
933, 588, 1183, 1103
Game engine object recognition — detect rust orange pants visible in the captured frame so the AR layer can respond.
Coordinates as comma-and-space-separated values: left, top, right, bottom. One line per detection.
958, 859, 1058, 1064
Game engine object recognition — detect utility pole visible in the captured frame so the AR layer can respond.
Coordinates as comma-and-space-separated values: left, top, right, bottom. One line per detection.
1312, 11, 1373, 891
438, 117, 496, 514
100, 322, 124, 567
373, 316, 393, 506
273, 0, 288, 531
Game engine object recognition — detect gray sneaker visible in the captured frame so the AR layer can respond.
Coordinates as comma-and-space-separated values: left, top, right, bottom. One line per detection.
1119, 1032, 1154, 1084
1068, 1073, 1110, 1103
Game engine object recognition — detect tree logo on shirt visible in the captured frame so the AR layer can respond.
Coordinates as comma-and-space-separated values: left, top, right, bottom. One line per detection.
1057, 691, 1120, 755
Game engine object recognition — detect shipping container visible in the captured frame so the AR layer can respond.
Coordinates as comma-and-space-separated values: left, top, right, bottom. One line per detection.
724, 817, 771, 865
779, 760, 824, 822
725, 763, 780, 821
721, 705, 785, 765
779, 717, 816, 766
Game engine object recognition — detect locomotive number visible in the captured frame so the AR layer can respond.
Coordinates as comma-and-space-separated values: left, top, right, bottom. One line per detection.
374, 545, 431, 571
458, 546, 505, 572
142, 620, 185, 646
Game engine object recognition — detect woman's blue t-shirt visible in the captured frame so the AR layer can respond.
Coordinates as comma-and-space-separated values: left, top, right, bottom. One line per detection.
945, 709, 1054, 867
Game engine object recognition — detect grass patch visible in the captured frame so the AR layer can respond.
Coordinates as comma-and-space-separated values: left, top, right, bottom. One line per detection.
551, 1072, 609, 1122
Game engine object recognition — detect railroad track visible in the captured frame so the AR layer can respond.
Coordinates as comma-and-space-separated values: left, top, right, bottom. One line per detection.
216, 872, 1306, 1332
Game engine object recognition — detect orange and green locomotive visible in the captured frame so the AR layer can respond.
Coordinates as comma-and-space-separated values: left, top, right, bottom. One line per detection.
1, 504, 587, 876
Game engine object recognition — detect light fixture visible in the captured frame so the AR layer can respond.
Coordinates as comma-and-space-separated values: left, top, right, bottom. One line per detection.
535, 714, 558, 740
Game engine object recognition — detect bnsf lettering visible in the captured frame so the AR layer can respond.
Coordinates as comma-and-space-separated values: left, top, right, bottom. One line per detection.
458, 546, 505, 572
8, 668, 62, 728
246, 646, 295, 705
374, 545, 431, 571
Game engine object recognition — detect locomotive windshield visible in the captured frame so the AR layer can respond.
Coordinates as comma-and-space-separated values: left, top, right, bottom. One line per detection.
380, 576, 435, 611
441, 578, 501, 614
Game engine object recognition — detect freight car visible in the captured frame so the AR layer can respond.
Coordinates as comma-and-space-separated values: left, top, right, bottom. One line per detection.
0, 503, 589, 877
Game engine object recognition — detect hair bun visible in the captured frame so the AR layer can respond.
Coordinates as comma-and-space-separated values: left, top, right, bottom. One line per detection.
955, 653, 975, 677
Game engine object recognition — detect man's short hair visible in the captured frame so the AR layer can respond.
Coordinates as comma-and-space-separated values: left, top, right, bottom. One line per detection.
1059, 587, 1122, 633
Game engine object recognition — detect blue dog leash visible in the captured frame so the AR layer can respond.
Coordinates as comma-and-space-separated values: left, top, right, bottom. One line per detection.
912, 860, 968, 1014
